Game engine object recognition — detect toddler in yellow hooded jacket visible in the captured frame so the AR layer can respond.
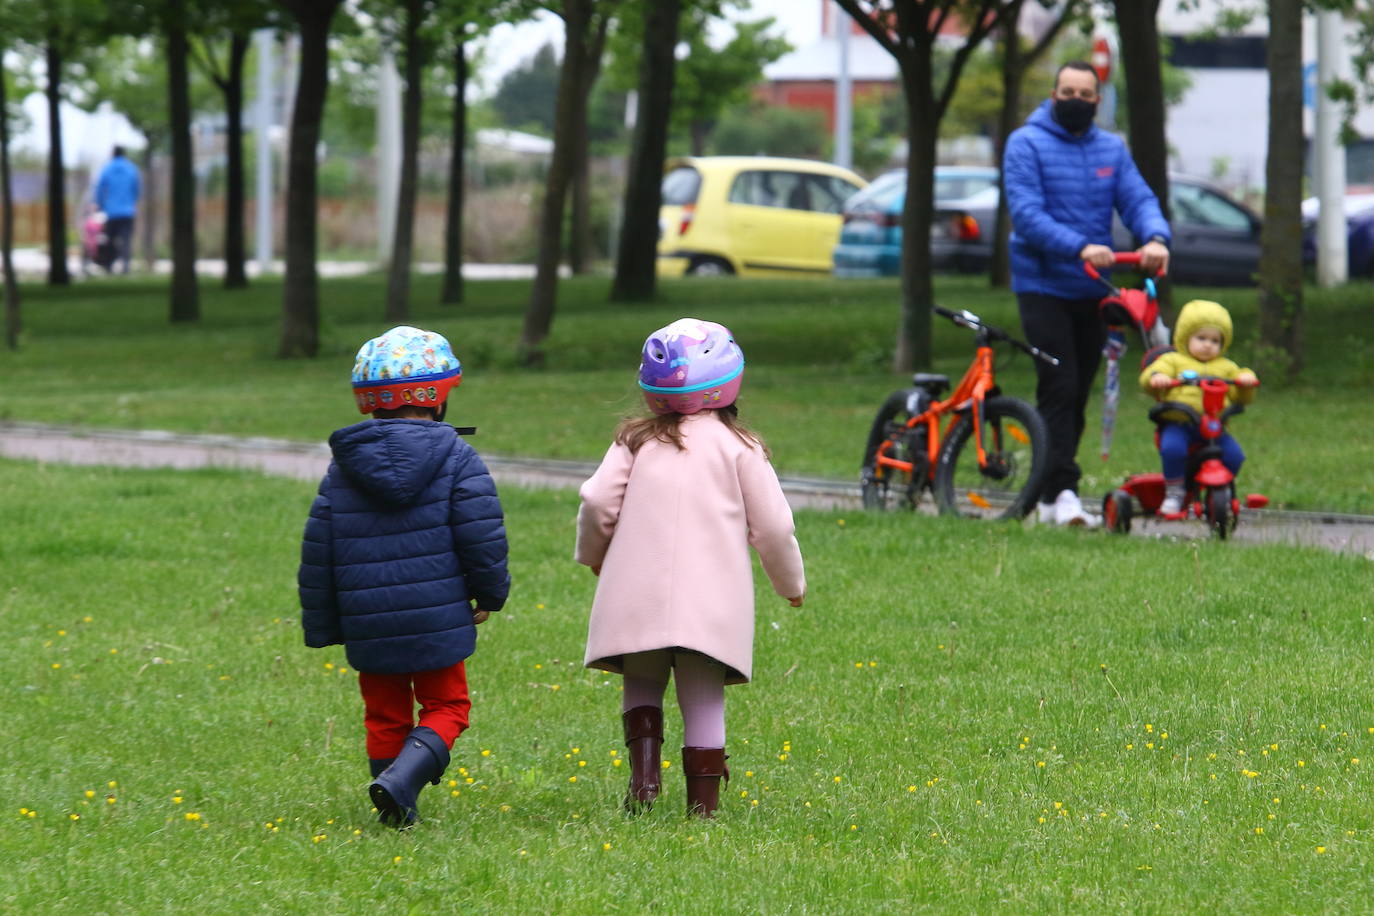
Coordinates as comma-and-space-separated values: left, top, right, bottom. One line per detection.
1139, 299, 1258, 515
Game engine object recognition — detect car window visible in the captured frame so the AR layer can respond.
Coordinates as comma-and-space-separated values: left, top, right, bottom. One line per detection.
936, 174, 997, 202
805, 175, 861, 214
661, 166, 701, 206
1171, 183, 1253, 232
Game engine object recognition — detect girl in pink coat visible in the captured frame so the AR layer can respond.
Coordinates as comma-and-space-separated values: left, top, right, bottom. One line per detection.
575, 318, 807, 817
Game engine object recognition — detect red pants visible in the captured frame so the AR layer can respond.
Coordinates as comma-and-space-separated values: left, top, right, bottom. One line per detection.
358, 662, 470, 759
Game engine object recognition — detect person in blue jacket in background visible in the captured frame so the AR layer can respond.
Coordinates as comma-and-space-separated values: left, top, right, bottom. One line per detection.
1003, 61, 1172, 527
94, 146, 141, 274
299, 325, 510, 828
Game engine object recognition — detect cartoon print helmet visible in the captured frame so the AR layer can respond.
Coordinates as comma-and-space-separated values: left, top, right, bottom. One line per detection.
638, 317, 745, 415
350, 326, 461, 415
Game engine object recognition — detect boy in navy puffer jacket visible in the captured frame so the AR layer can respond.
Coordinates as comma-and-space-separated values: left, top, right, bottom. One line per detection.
299, 326, 510, 828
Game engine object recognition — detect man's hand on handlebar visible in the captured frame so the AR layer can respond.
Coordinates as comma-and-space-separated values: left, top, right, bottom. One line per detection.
1078, 243, 1116, 268
1136, 239, 1170, 275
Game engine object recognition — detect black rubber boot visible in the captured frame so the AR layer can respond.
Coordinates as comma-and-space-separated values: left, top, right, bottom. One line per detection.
368, 726, 450, 828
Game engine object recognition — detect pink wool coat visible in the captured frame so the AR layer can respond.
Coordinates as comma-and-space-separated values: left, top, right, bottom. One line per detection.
575, 412, 806, 685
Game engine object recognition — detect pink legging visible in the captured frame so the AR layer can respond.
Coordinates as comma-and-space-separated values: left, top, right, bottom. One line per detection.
621, 650, 727, 748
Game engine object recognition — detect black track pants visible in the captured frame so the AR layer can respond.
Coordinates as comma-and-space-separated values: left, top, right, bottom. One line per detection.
1016, 292, 1106, 502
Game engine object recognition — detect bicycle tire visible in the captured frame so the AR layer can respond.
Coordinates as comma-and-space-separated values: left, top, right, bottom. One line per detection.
1205, 486, 1235, 540
859, 388, 929, 511
933, 396, 1050, 520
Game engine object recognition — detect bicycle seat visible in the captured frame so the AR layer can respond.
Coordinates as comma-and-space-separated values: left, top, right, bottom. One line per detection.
1148, 401, 1200, 427
911, 373, 950, 394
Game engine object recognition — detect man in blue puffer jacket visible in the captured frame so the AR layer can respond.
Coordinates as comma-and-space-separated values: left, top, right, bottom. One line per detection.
299, 326, 509, 828
1004, 61, 1171, 526
94, 146, 141, 275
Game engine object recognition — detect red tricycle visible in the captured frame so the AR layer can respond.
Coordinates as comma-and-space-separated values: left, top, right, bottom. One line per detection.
1102, 371, 1267, 539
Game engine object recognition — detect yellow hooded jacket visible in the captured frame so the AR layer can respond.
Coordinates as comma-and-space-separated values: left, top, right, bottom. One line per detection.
1139, 299, 1256, 422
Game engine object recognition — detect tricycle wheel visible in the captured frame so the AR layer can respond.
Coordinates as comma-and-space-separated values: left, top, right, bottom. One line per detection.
1205, 486, 1235, 539
1102, 489, 1133, 535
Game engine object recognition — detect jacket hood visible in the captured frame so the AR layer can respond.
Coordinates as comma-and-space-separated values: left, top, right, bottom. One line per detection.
329, 419, 458, 506
1026, 98, 1096, 143
1173, 299, 1233, 353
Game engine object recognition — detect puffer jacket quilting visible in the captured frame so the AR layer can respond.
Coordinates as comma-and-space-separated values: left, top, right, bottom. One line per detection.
298, 419, 509, 674
1003, 99, 1171, 300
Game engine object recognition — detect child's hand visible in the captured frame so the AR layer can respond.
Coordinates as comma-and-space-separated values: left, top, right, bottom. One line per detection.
1235, 370, 1258, 387
787, 593, 805, 608
473, 610, 491, 624
1148, 372, 1173, 390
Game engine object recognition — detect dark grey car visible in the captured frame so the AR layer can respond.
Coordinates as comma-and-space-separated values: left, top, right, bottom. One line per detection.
933, 174, 1262, 286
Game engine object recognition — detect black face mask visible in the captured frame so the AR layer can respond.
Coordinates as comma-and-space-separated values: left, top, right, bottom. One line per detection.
1053, 97, 1098, 134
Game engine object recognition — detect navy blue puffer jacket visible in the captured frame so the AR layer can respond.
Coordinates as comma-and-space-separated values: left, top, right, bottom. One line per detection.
298, 419, 510, 674
1003, 99, 1170, 300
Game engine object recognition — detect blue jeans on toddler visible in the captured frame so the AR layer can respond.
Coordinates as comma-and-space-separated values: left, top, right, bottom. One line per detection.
1158, 422, 1244, 481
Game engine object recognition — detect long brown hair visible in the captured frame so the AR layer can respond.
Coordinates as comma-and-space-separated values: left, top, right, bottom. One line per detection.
614, 404, 770, 458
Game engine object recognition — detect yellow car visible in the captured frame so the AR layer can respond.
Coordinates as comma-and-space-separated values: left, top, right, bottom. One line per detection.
657, 156, 867, 277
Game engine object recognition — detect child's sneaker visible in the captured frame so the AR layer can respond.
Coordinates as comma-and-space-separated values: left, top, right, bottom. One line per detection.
1158, 482, 1186, 517
1041, 489, 1099, 527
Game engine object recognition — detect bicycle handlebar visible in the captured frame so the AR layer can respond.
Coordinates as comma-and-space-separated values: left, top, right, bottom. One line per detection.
932, 305, 1060, 366
1164, 371, 1260, 389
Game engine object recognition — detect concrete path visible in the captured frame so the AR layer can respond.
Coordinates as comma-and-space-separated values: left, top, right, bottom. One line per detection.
3, 421, 1372, 557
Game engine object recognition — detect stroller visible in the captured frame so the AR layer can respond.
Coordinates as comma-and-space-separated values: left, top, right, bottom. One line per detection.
82, 209, 116, 274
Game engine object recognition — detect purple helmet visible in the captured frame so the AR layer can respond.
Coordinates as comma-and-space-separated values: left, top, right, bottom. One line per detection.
638, 318, 745, 415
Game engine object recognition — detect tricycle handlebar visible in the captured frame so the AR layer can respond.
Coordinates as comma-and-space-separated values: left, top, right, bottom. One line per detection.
1082, 251, 1164, 283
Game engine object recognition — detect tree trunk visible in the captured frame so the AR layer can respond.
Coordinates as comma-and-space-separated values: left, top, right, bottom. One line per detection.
2, 56, 21, 349
1113, 0, 1169, 222
990, 13, 1022, 289
1257, 0, 1304, 376
278, 1, 342, 359
520, 0, 593, 364
690, 121, 708, 156
141, 144, 158, 271
223, 32, 251, 289
568, 109, 591, 275
440, 37, 468, 305
611, 0, 680, 302
896, 59, 938, 373
44, 39, 70, 286
385, 0, 426, 322
168, 0, 201, 323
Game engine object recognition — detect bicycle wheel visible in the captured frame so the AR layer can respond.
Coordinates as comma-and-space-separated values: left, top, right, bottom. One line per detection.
860, 389, 929, 511
933, 396, 1049, 520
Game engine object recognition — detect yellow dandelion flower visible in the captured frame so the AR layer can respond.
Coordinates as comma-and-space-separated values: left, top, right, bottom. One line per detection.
173, 796, 184, 804
57, 629, 66, 636
1145, 724, 1153, 733
1272, 797, 1280, 804
1038, 816, 1046, 824
837, 518, 846, 527
1036, 761, 1046, 768
1316, 846, 1327, 854
394, 855, 404, 864
751, 799, 759, 807
550, 685, 560, 691
106, 796, 116, 805
448, 779, 457, 787
110, 649, 118, 655
534, 664, 542, 670
568, 776, 577, 783
1352, 758, 1361, 765
312, 834, 326, 843
1254, 827, 1263, 835
740, 790, 749, 798
854, 662, 863, 669
745, 771, 754, 778
850, 824, 857, 831
69, 813, 80, 821
185, 812, 201, 821
1298, 760, 1306, 767
1126, 743, 1134, 750
536, 604, 545, 610
833, 776, 842, 783
612, 759, 622, 767
324, 662, 334, 670
578, 760, 586, 767
907, 785, 916, 792
482, 749, 491, 757
51, 663, 61, 670
778, 753, 788, 761
465, 777, 474, 784
84, 790, 95, 799
83, 616, 93, 623
662, 761, 671, 769
602, 843, 612, 851
451, 790, 459, 797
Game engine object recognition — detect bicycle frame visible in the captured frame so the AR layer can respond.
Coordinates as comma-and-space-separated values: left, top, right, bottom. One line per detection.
872, 328, 1002, 483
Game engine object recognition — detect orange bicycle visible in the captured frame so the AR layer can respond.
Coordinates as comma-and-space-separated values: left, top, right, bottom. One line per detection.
860, 306, 1057, 519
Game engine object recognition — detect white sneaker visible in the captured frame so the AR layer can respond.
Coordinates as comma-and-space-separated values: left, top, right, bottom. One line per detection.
1051, 489, 1099, 528
1159, 485, 1186, 517
1037, 500, 1056, 524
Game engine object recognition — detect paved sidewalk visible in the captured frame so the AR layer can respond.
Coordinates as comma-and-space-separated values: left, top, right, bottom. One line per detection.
3, 421, 1372, 556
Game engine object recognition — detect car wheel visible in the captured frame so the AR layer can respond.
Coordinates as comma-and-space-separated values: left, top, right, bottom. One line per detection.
687, 257, 734, 277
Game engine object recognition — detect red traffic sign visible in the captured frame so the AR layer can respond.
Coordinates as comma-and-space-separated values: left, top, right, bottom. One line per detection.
1091, 36, 1112, 84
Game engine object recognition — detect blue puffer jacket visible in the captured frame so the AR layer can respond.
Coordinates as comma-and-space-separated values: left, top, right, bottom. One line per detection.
95, 156, 141, 219
1003, 99, 1170, 300
298, 419, 510, 674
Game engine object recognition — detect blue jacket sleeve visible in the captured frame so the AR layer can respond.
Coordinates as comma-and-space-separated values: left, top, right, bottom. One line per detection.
298, 478, 342, 647
1003, 130, 1089, 258
449, 449, 511, 612
1112, 149, 1171, 245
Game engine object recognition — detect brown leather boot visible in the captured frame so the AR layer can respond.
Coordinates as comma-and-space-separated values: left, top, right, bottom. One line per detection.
682, 746, 729, 818
622, 705, 664, 812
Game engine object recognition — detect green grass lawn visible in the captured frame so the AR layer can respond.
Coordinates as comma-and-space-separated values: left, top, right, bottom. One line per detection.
2, 271, 1372, 512
5, 459, 1373, 912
